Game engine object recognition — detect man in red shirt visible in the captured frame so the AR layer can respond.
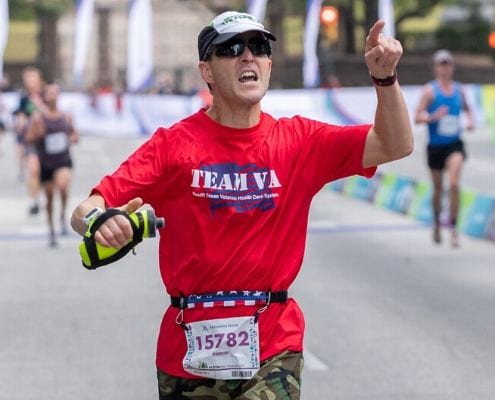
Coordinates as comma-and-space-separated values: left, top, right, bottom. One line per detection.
71, 10, 413, 400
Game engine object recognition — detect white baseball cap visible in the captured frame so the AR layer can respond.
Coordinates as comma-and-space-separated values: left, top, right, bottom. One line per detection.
198, 11, 276, 61
433, 49, 454, 64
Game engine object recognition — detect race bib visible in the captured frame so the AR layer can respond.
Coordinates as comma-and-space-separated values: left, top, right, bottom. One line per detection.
437, 115, 459, 136
45, 132, 69, 154
183, 316, 260, 380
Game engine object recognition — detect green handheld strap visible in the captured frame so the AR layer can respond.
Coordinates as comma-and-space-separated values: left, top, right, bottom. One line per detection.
82, 209, 145, 270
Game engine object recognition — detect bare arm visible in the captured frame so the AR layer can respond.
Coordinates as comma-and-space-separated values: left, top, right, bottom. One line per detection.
14, 113, 27, 135
362, 20, 414, 169
29, 93, 49, 115
66, 113, 80, 144
25, 112, 45, 143
71, 194, 106, 236
461, 87, 475, 131
414, 85, 434, 124
414, 84, 450, 125
71, 194, 143, 249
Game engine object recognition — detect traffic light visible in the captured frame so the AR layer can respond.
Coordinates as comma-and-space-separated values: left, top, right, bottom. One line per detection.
320, 6, 339, 43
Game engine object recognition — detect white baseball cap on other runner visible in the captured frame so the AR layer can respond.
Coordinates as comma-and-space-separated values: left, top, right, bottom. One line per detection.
433, 49, 454, 64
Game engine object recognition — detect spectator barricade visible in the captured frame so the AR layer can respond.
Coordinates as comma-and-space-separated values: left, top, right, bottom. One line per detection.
329, 173, 495, 243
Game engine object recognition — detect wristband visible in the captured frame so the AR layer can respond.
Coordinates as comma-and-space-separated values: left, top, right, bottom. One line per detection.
370, 71, 397, 87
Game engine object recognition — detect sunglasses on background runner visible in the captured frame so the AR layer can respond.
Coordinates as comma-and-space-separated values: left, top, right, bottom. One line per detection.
210, 37, 272, 59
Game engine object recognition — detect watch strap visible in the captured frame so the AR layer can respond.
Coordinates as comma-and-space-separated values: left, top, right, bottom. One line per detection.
370, 71, 397, 87
83, 207, 104, 226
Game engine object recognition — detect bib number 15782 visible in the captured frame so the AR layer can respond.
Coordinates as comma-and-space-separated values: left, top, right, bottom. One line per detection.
195, 331, 250, 350
183, 316, 260, 380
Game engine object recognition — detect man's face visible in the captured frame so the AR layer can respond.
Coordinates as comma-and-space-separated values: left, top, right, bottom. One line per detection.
434, 60, 454, 79
44, 84, 60, 105
22, 70, 42, 94
200, 32, 272, 106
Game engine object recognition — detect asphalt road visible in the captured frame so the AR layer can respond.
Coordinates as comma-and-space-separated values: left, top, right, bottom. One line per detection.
297, 191, 495, 400
0, 127, 494, 400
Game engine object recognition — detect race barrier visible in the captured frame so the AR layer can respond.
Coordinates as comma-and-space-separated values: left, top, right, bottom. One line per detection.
328, 172, 495, 243
1, 83, 495, 138
481, 84, 495, 144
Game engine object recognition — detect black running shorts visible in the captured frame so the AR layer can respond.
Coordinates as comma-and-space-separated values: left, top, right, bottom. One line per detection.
427, 140, 466, 170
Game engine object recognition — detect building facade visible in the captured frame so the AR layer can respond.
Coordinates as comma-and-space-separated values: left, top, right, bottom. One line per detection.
58, 0, 215, 93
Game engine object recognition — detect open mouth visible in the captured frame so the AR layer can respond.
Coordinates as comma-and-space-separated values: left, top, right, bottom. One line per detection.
239, 71, 258, 83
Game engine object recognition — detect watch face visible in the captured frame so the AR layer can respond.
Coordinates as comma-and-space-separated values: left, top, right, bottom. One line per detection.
84, 208, 103, 225
85, 208, 100, 219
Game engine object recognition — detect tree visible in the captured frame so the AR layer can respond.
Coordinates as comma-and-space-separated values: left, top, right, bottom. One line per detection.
33, 0, 71, 82
8, 0, 36, 20
232, 0, 487, 56
394, 0, 448, 27
8, 0, 71, 81
436, 2, 490, 54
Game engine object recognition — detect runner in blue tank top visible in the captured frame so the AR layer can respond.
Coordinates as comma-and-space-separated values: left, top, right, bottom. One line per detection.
414, 49, 474, 247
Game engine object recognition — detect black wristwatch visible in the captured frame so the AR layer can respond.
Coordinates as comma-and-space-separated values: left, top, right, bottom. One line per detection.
370, 71, 398, 87
83, 207, 104, 226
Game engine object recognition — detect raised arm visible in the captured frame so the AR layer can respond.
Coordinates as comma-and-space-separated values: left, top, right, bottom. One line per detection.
66, 113, 80, 144
362, 20, 414, 169
24, 111, 45, 143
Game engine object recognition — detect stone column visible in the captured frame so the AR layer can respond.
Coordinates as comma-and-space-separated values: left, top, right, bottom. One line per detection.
267, 3, 284, 88
37, 10, 59, 82
97, 6, 112, 87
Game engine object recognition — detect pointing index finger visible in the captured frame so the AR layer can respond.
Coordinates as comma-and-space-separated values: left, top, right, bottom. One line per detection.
367, 20, 385, 46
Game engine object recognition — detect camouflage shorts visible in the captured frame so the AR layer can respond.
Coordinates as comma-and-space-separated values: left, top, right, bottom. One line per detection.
157, 350, 304, 400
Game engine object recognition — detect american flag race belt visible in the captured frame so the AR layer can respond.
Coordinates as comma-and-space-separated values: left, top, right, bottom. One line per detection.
170, 290, 288, 309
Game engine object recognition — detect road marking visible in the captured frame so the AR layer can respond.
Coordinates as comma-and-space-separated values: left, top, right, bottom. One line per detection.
304, 349, 330, 372
0, 232, 79, 242
0, 221, 429, 242
308, 220, 428, 234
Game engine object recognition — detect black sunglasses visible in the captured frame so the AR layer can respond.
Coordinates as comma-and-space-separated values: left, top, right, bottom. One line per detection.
210, 37, 272, 59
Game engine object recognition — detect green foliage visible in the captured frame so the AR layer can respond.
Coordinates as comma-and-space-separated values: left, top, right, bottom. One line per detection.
8, 0, 35, 20
8, 0, 72, 20
436, 13, 491, 53
284, 0, 307, 13
34, 0, 72, 16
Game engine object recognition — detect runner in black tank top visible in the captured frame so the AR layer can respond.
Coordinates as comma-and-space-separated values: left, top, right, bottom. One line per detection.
26, 83, 79, 247
35, 113, 73, 173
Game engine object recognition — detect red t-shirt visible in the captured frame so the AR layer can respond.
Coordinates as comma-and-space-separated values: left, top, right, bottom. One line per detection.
92, 109, 376, 378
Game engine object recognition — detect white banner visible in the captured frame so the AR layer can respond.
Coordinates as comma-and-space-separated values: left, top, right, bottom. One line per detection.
0, 0, 9, 82
378, 0, 395, 37
72, 0, 94, 87
303, 0, 322, 88
127, 0, 154, 92
247, 0, 268, 22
